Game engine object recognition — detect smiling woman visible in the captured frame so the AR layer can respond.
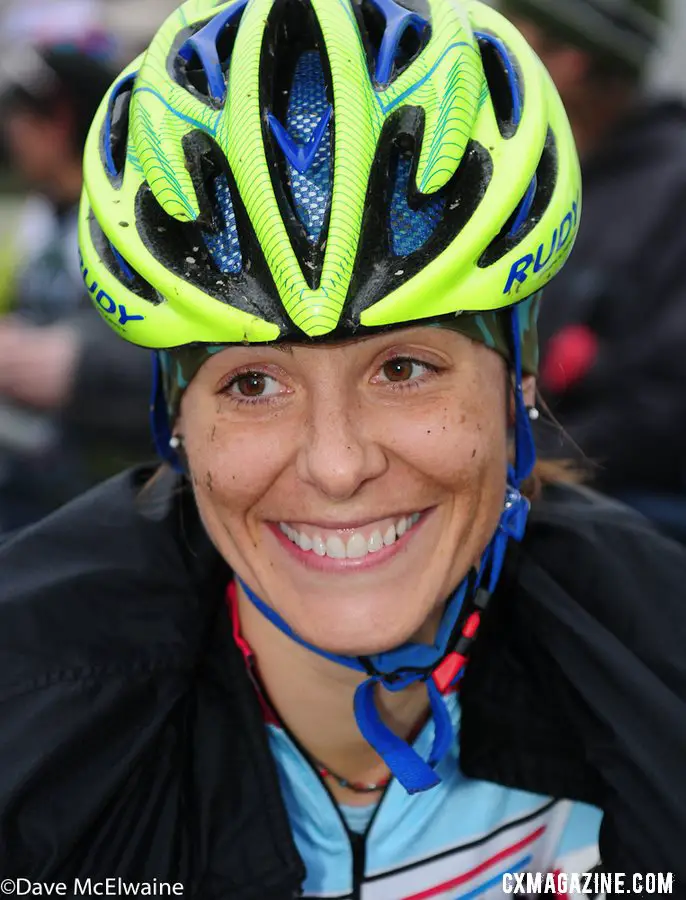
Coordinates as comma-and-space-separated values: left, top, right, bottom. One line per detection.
1, 0, 686, 894
179, 332, 515, 662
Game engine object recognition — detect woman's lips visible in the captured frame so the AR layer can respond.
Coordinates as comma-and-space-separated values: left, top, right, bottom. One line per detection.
267, 509, 433, 572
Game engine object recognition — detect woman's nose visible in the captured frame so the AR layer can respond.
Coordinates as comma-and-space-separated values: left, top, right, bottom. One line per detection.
295, 394, 388, 501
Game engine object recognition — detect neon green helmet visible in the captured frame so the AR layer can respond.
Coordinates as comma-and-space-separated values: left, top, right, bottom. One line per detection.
79, 0, 580, 351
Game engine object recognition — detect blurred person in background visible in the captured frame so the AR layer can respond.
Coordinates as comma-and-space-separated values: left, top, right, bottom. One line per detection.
499, 0, 686, 542
0, 44, 152, 532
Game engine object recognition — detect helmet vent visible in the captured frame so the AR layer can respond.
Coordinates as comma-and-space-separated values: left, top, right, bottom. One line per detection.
88, 217, 161, 306
261, 0, 336, 286
475, 30, 523, 139
174, 0, 248, 107
478, 128, 558, 267
103, 72, 137, 181
202, 174, 243, 274
136, 151, 289, 329
268, 50, 333, 245
389, 152, 445, 256
345, 108, 492, 322
359, 0, 431, 86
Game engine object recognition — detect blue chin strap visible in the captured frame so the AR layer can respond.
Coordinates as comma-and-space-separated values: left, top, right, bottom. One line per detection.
151, 313, 534, 792
238, 308, 535, 795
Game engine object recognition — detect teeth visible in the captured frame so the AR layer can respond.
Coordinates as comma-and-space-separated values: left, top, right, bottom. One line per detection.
368, 530, 383, 553
383, 524, 396, 546
346, 533, 368, 559
278, 513, 422, 560
326, 536, 346, 559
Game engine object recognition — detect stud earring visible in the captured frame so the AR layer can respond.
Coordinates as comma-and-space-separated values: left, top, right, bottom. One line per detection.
527, 406, 540, 422
169, 435, 182, 450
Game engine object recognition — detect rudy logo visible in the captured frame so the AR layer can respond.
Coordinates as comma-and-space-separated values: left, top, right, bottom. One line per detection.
80, 252, 145, 326
504, 196, 580, 294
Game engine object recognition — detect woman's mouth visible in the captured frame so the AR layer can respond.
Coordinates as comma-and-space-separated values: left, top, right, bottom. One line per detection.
269, 511, 430, 570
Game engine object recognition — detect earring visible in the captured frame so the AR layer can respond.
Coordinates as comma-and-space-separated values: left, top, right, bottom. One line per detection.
527, 406, 540, 422
169, 435, 182, 450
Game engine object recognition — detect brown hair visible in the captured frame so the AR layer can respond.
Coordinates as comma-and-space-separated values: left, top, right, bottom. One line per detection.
521, 458, 585, 502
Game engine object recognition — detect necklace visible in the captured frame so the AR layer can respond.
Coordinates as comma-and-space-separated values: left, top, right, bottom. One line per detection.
317, 762, 392, 794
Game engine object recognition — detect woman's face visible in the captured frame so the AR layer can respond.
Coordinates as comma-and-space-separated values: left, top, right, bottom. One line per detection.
178, 327, 520, 656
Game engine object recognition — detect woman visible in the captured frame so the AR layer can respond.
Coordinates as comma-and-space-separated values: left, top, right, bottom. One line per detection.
1, 0, 685, 894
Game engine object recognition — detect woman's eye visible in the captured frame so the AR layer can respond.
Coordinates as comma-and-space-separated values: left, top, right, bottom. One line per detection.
227, 372, 281, 398
379, 358, 433, 384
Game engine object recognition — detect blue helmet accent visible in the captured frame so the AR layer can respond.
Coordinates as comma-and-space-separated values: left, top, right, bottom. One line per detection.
268, 107, 332, 176
510, 306, 536, 484
177, 0, 249, 104
390, 155, 445, 256
202, 175, 243, 274
109, 241, 135, 282
474, 30, 523, 128
268, 51, 333, 243
103, 72, 137, 178
509, 175, 537, 240
366, 0, 430, 85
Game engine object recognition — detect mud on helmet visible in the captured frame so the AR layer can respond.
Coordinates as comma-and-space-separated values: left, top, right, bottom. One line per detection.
79, 0, 581, 793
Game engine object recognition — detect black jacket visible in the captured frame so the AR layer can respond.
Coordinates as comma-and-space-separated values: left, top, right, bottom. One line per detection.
0, 468, 685, 896
538, 98, 686, 497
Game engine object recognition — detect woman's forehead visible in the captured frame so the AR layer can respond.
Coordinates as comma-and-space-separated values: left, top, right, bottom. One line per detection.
159, 306, 535, 425
204, 325, 461, 360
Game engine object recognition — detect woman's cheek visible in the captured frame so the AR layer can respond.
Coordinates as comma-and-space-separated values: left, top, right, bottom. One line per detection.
381, 403, 506, 488
186, 417, 296, 510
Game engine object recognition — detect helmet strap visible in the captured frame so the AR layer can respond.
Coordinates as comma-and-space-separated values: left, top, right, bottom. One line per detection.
510, 305, 537, 486
237, 477, 529, 794
150, 351, 185, 473
151, 315, 535, 790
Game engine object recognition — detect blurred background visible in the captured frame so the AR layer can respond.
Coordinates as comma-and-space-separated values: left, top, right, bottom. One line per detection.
0, 0, 180, 242
0, 0, 685, 542
0, 0, 182, 533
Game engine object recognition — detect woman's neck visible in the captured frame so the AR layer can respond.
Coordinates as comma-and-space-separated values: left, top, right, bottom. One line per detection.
237, 585, 433, 805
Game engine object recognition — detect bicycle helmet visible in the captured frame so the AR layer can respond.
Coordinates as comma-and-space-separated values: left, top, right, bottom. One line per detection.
79, 0, 581, 794
79, 0, 579, 349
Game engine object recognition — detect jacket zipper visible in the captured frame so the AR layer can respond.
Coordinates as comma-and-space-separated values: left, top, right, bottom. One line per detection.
350, 831, 366, 900
272, 717, 391, 900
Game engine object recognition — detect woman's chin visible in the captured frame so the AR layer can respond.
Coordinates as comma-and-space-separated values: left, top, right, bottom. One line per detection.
286, 607, 433, 659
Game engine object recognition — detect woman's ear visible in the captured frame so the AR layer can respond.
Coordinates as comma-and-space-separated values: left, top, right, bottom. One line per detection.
508, 375, 538, 425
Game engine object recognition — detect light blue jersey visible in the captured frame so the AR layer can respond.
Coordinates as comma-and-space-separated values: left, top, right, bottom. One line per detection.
268, 693, 602, 899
